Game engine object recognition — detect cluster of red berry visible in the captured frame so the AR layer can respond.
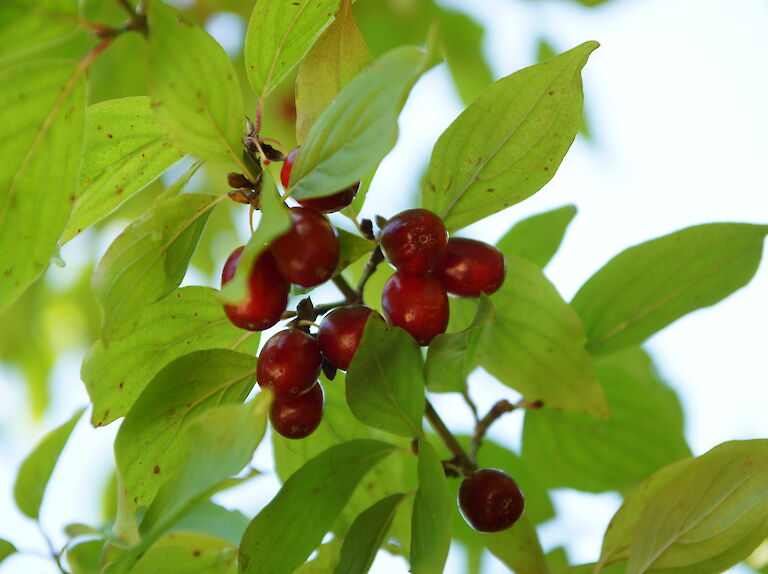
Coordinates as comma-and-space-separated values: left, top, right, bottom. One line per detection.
220, 147, 524, 532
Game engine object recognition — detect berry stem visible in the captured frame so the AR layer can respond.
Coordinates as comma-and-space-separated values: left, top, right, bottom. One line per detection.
425, 400, 476, 475
332, 275, 358, 302
470, 398, 541, 462
354, 245, 384, 297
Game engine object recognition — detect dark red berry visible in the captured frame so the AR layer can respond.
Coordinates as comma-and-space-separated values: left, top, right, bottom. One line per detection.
257, 328, 322, 399
270, 382, 324, 439
281, 147, 359, 212
434, 238, 505, 297
270, 207, 340, 287
379, 209, 448, 273
318, 305, 383, 370
221, 247, 289, 331
458, 469, 525, 532
381, 271, 448, 346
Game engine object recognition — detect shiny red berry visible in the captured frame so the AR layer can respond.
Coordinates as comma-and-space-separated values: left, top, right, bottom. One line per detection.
318, 305, 383, 370
433, 238, 505, 297
281, 148, 358, 213
257, 328, 322, 399
381, 271, 448, 346
458, 469, 525, 532
221, 247, 288, 331
270, 381, 324, 440
270, 207, 339, 287
379, 209, 448, 273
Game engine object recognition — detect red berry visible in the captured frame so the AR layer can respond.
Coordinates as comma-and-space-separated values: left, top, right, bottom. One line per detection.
281, 147, 359, 212
257, 328, 322, 399
380, 209, 448, 273
433, 238, 505, 297
270, 382, 324, 439
458, 469, 525, 532
270, 207, 339, 287
381, 271, 448, 346
318, 305, 383, 370
221, 247, 288, 331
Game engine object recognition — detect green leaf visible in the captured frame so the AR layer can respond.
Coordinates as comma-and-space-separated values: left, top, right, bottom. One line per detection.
425, 295, 495, 393
67, 539, 106, 574
334, 494, 407, 574
0, 60, 86, 313
244, 0, 338, 101
64, 523, 103, 538
296, 539, 343, 574
62, 96, 185, 243
289, 45, 432, 200
272, 374, 416, 555
127, 533, 236, 574
0, 0, 78, 61
572, 223, 768, 356
172, 501, 249, 547
147, 1, 245, 166
238, 439, 397, 574
82, 286, 258, 427
496, 205, 577, 268
522, 347, 690, 493
296, 0, 372, 143
13, 407, 85, 518
0, 538, 16, 565
92, 193, 220, 342
619, 440, 768, 574
421, 41, 598, 232
346, 319, 426, 438
482, 516, 550, 574
114, 349, 257, 508
477, 255, 609, 418
336, 229, 375, 276
154, 159, 205, 204
411, 440, 453, 574
219, 180, 291, 304
113, 398, 270, 573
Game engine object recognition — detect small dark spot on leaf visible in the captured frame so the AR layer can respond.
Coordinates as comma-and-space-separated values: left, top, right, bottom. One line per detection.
134, 497, 138, 503
107, 133, 113, 139
118, 381, 124, 389
193, 550, 201, 557
486, 188, 495, 193
543, 166, 549, 171
69, 194, 76, 202
548, 91, 554, 95
116, 187, 124, 195
153, 465, 161, 474
96, 125, 102, 130
171, 315, 176, 319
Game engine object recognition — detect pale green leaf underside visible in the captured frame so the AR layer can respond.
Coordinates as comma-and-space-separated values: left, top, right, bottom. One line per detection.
572, 223, 768, 356
496, 204, 577, 269
13, 407, 85, 519
0, 60, 85, 313
483, 516, 550, 574
421, 41, 598, 232
346, 319, 426, 438
147, 1, 245, 163
411, 440, 453, 574
245, 0, 339, 100
334, 494, 405, 574
478, 254, 609, 418
127, 533, 236, 574
522, 347, 690, 493
92, 193, 219, 342
62, 96, 185, 243
114, 349, 257, 508
0, 0, 77, 61
289, 45, 430, 200
83, 286, 258, 427
238, 439, 396, 574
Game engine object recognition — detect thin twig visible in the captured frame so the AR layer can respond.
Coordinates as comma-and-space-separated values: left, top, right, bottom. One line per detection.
332, 275, 357, 302
462, 390, 480, 423
354, 245, 384, 297
425, 401, 476, 475
471, 400, 518, 461
114, 0, 136, 18
37, 523, 65, 574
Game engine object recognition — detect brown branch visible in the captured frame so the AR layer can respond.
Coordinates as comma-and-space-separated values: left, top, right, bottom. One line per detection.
471, 398, 542, 462
425, 400, 476, 476
332, 275, 357, 302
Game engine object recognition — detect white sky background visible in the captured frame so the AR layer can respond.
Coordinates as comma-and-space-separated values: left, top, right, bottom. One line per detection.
1, 0, 767, 573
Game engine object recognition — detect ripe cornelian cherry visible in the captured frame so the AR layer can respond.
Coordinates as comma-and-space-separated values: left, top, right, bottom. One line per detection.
458, 469, 525, 532
434, 238, 506, 297
281, 147, 359, 213
382, 271, 448, 346
257, 328, 322, 399
379, 208, 448, 273
270, 207, 339, 287
318, 305, 383, 370
221, 246, 288, 331
270, 382, 324, 440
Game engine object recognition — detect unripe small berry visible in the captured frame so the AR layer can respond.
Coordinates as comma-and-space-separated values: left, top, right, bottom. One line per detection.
458, 469, 525, 532
379, 209, 448, 273
433, 238, 505, 297
381, 271, 448, 346
257, 328, 322, 399
221, 247, 288, 331
318, 305, 384, 370
270, 207, 339, 287
270, 382, 324, 440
